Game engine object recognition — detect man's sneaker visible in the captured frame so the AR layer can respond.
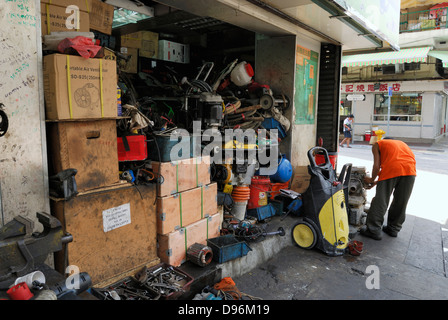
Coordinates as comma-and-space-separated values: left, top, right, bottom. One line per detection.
360, 226, 382, 240
382, 226, 398, 237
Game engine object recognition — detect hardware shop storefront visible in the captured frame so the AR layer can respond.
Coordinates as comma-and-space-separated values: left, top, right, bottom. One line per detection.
341, 80, 448, 142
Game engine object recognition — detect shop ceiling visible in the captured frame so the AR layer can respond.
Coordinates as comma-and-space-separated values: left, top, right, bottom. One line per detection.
109, 0, 386, 51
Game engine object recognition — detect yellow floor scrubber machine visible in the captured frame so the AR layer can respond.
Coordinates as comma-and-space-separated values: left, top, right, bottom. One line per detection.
292, 147, 352, 256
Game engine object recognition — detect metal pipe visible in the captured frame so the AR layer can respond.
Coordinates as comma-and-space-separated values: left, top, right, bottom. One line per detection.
245, 0, 341, 45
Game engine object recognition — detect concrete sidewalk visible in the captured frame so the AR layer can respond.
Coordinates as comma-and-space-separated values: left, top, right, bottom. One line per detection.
231, 136, 448, 300
180, 135, 448, 300
233, 214, 448, 300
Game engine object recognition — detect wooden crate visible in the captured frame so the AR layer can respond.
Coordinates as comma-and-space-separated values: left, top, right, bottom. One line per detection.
151, 156, 211, 197
157, 183, 217, 235
47, 119, 120, 193
157, 211, 222, 267
52, 184, 158, 285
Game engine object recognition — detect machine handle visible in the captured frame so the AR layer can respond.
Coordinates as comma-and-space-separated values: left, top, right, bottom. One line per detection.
338, 163, 353, 187
307, 146, 332, 170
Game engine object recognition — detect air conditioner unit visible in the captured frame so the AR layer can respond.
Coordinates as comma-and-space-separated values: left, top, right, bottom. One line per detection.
437, 41, 448, 49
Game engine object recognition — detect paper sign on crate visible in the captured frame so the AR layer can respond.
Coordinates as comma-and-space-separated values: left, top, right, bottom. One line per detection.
103, 203, 131, 232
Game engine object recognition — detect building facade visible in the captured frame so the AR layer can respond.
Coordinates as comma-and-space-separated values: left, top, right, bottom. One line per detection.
341, 0, 448, 143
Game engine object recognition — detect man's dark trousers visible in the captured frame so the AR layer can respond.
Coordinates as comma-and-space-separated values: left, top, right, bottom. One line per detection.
366, 175, 416, 235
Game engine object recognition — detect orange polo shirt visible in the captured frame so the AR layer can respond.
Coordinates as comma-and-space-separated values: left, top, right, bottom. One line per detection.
377, 140, 417, 181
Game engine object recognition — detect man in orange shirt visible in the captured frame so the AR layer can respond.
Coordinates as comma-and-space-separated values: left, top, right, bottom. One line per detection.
361, 138, 416, 240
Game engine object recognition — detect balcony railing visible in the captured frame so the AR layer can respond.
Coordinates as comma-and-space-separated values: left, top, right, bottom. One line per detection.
400, 7, 448, 33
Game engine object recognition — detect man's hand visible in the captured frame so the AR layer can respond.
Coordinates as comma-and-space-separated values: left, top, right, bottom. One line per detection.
364, 177, 377, 189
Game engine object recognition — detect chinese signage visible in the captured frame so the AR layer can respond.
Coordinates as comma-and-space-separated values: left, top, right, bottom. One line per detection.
341, 83, 401, 94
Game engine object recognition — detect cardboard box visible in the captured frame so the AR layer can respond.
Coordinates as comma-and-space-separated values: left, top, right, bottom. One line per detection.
157, 183, 218, 235
40, 0, 90, 12
41, 3, 90, 36
290, 166, 311, 193
158, 40, 190, 63
121, 31, 159, 59
52, 185, 158, 285
157, 211, 222, 267
151, 156, 211, 197
47, 119, 120, 193
43, 54, 117, 120
119, 47, 139, 73
88, 0, 114, 35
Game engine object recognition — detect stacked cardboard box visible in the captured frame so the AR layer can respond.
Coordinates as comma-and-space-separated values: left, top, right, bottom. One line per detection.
120, 30, 159, 60
43, 52, 159, 284
52, 185, 158, 286
153, 156, 222, 266
40, 0, 114, 37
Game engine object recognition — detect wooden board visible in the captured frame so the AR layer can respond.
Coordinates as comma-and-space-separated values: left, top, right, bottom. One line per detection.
157, 212, 222, 267
47, 120, 120, 193
52, 184, 157, 285
157, 183, 217, 235
151, 156, 211, 197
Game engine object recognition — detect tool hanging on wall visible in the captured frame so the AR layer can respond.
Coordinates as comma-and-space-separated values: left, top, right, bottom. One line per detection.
0, 103, 9, 137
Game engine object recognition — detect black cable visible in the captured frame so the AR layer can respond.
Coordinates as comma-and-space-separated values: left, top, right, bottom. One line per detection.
147, 132, 163, 205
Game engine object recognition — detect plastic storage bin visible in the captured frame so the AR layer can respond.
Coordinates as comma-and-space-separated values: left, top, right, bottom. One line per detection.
207, 235, 252, 263
246, 203, 276, 221
117, 135, 147, 161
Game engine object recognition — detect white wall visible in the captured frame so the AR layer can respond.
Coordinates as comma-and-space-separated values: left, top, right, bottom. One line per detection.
421, 93, 436, 139
351, 94, 374, 136
255, 34, 321, 167
435, 94, 445, 137
0, 0, 49, 230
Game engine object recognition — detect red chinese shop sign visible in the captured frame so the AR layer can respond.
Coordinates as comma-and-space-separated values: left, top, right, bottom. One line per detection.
341, 83, 401, 94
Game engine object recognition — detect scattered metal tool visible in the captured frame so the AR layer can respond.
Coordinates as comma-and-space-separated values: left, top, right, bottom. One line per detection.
134, 264, 193, 299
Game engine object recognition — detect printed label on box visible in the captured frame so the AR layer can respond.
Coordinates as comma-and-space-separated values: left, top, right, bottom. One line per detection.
103, 203, 131, 232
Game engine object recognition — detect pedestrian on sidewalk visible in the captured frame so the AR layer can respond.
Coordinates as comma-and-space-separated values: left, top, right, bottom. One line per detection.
340, 114, 354, 148
361, 138, 416, 240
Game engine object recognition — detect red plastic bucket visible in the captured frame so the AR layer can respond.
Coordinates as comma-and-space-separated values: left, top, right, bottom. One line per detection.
314, 152, 338, 170
248, 176, 270, 209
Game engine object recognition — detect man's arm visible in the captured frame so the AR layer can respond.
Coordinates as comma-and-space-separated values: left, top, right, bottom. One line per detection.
364, 142, 380, 188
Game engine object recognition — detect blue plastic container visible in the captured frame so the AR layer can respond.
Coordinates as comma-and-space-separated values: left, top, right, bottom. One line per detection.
261, 118, 287, 139
207, 235, 252, 263
246, 203, 276, 221
270, 156, 292, 183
